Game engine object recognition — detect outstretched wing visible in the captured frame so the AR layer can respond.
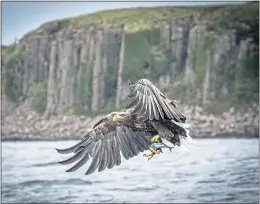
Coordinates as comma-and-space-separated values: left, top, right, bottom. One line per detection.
92, 117, 109, 129
56, 120, 157, 175
127, 79, 186, 122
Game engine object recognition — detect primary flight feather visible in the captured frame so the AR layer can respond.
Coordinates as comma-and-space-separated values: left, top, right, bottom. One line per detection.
56, 78, 192, 175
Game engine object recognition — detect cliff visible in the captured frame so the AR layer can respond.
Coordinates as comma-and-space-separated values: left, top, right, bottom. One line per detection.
2, 2, 259, 140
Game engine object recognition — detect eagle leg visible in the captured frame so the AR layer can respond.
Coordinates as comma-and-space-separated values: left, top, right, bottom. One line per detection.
143, 148, 161, 161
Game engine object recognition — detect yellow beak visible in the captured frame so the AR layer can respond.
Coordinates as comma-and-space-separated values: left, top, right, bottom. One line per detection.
112, 114, 121, 121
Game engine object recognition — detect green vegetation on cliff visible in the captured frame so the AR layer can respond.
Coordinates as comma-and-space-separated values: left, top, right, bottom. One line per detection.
123, 28, 170, 81
79, 62, 93, 111
27, 4, 226, 35
235, 49, 259, 103
22, 2, 236, 38
3, 61, 19, 103
2, 2, 259, 117
71, 6, 201, 31
28, 81, 47, 113
1, 45, 16, 57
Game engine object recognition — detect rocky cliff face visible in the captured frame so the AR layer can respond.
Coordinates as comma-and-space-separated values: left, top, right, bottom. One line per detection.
3, 24, 125, 116
2, 2, 259, 139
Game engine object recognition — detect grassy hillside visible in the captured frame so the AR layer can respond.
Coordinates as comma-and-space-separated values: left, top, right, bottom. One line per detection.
23, 2, 256, 36
1, 45, 16, 57
3, 2, 257, 52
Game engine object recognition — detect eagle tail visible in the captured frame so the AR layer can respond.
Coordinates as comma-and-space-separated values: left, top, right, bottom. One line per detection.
171, 120, 192, 143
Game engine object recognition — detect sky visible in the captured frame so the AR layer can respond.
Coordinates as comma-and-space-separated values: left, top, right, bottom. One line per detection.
2, 1, 247, 45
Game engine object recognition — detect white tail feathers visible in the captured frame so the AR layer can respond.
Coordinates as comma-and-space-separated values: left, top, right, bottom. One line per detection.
185, 130, 193, 143
185, 128, 193, 143
171, 120, 193, 143
171, 120, 191, 129
161, 138, 175, 148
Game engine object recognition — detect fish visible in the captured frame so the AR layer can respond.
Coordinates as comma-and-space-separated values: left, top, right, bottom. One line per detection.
143, 142, 174, 160
149, 142, 174, 152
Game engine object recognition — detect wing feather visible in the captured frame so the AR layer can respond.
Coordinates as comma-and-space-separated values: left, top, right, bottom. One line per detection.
115, 129, 130, 160
113, 134, 121, 166
98, 139, 109, 172
107, 136, 115, 169
58, 152, 83, 165
85, 140, 105, 175
55, 136, 89, 154
127, 79, 186, 122
124, 128, 139, 156
66, 154, 90, 172
56, 119, 156, 175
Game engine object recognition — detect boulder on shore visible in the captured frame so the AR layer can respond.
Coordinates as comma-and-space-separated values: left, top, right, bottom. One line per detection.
2, 104, 259, 141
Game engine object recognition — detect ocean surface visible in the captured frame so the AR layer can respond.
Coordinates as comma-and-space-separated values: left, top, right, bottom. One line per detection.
2, 138, 259, 203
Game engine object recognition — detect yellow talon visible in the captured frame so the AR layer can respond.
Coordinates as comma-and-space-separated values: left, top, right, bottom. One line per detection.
143, 148, 161, 161
144, 135, 163, 161
151, 135, 160, 143
149, 148, 157, 154
144, 148, 155, 157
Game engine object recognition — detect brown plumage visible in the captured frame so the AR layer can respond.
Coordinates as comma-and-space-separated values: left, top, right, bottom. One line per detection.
56, 78, 191, 175
127, 79, 186, 122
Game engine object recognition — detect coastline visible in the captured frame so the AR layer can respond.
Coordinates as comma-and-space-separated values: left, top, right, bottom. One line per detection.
2, 103, 259, 142
2, 133, 258, 142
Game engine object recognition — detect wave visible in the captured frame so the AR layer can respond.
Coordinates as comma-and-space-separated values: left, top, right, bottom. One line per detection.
6, 178, 93, 188
31, 161, 58, 167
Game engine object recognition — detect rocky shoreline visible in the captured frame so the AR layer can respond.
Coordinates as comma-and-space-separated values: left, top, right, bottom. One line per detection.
2, 104, 259, 141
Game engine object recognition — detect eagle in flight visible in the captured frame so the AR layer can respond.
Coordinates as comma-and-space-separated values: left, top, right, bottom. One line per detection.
56, 79, 192, 175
